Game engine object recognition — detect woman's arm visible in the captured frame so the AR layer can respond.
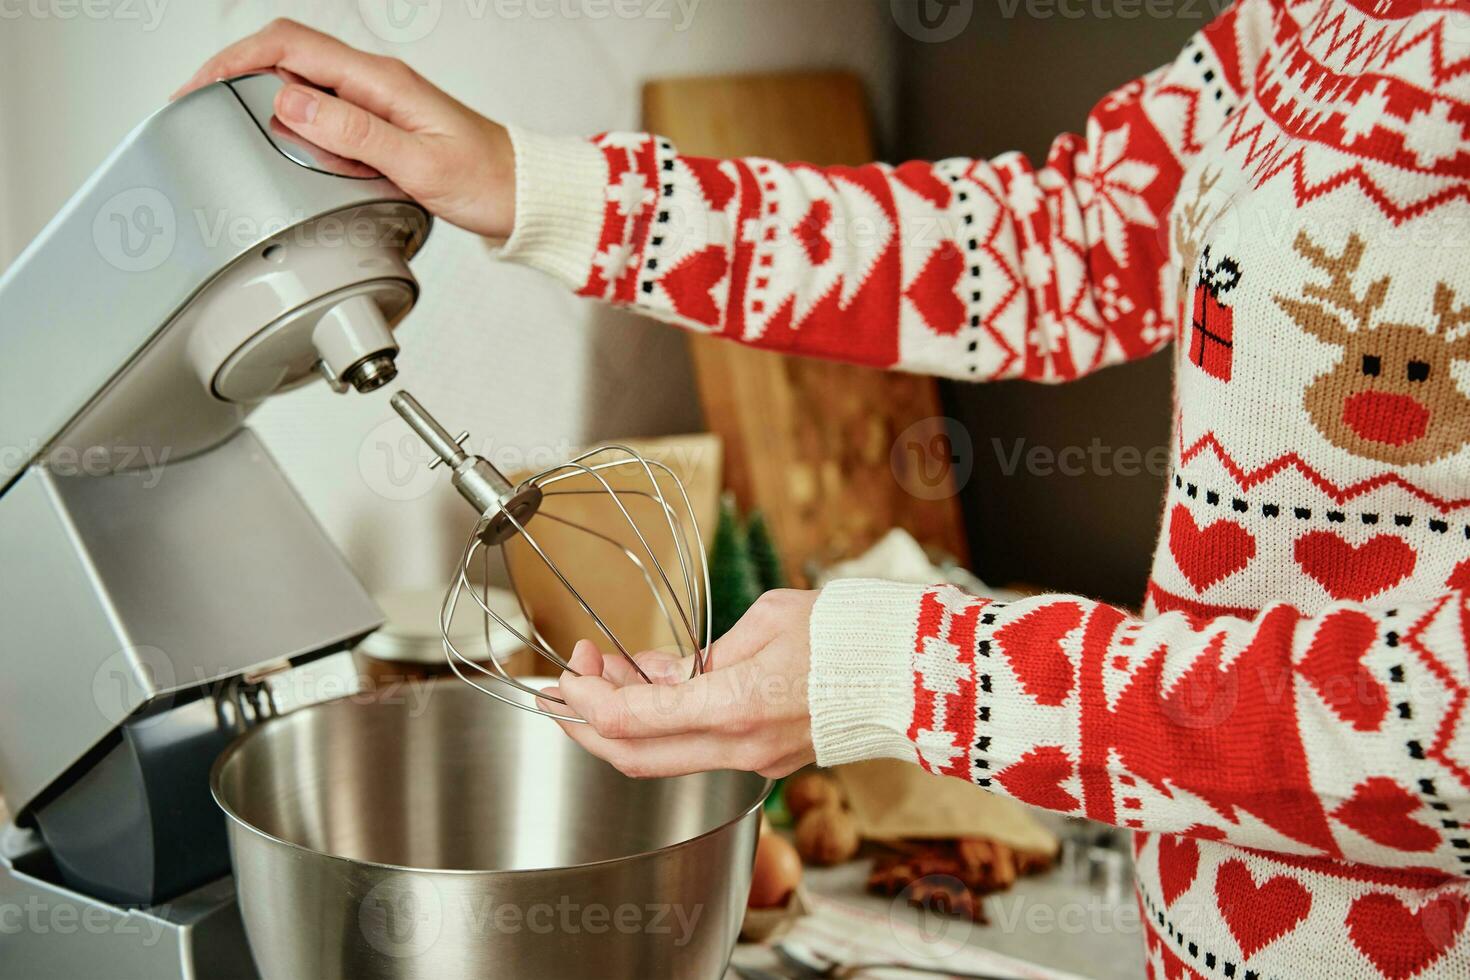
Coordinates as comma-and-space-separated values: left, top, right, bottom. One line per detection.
552, 580, 1470, 874
179, 4, 1278, 381
502, 0, 1268, 383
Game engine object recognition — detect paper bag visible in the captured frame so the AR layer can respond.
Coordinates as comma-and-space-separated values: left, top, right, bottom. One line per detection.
835, 759, 1058, 856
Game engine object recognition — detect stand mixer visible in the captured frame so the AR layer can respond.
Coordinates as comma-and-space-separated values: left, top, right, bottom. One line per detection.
0, 70, 757, 980
0, 72, 430, 979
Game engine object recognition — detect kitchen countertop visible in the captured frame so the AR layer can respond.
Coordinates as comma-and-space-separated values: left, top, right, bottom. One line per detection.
728, 856, 1143, 980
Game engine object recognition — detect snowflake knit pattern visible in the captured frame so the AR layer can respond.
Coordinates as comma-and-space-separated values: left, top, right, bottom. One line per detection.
497, 0, 1470, 975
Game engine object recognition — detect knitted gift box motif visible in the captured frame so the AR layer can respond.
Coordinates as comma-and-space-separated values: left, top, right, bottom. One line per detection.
495, 0, 1470, 973
1188, 245, 1241, 382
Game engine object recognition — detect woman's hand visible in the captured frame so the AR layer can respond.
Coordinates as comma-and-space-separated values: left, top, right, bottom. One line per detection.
174, 19, 516, 238
540, 590, 819, 779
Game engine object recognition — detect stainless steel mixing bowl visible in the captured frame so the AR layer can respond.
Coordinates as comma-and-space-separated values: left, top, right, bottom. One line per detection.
211, 679, 768, 979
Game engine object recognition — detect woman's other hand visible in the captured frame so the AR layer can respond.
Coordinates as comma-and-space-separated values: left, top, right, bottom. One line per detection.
174, 19, 516, 238
540, 590, 819, 779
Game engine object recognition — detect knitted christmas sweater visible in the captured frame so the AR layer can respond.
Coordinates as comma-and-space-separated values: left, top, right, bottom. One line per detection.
498, 0, 1470, 975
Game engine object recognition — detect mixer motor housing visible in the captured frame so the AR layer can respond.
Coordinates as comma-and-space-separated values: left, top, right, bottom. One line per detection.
0, 73, 430, 979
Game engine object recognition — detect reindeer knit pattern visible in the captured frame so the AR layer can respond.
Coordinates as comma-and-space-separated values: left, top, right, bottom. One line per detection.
497, 0, 1470, 975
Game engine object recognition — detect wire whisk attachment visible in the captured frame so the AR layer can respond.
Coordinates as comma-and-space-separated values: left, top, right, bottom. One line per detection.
390, 391, 711, 722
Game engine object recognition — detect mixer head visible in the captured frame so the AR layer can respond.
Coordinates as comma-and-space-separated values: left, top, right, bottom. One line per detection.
390, 392, 711, 722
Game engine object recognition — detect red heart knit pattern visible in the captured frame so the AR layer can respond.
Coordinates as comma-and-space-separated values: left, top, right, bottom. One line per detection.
1294, 531, 1417, 602
1333, 778, 1442, 853
995, 746, 1079, 811
1296, 609, 1387, 731
894, 160, 953, 209
1168, 504, 1256, 593
1347, 894, 1470, 980
1214, 860, 1312, 959
683, 155, 735, 211
904, 241, 967, 337
1157, 835, 1200, 907
993, 601, 1080, 706
658, 245, 727, 326
1448, 558, 1470, 591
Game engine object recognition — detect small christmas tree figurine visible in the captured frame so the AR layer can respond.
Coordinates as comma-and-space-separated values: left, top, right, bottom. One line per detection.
709, 492, 760, 641
746, 510, 786, 592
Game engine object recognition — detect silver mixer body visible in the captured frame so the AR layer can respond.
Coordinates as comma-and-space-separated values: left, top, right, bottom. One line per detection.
0, 73, 429, 979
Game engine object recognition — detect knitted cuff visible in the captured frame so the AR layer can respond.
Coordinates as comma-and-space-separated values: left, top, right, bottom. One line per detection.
807, 578, 928, 767
493, 125, 608, 287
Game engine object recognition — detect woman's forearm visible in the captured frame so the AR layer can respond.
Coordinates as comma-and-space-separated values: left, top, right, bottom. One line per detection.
178, 2, 1277, 384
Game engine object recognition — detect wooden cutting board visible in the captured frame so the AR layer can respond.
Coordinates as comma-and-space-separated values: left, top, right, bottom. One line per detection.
643, 73, 968, 587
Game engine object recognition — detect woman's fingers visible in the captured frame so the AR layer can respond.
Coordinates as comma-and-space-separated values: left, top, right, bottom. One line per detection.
272, 85, 421, 176
175, 21, 353, 99
552, 710, 803, 779
615, 649, 690, 685
701, 590, 808, 670
703, 626, 766, 672
571, 640, 693, 687
552, 721, 745, 778
173, 19, 518, 238
566, 639, 606, 678
173, 19, 437, 129
545, 592, 819, 779
558, 662, 752, 740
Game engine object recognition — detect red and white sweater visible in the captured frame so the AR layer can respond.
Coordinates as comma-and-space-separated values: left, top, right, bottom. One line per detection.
498, 1, 1470, 975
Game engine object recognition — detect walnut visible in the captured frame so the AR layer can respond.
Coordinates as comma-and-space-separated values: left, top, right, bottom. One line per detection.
783, 771, 841, 821
795, 806, 860, 866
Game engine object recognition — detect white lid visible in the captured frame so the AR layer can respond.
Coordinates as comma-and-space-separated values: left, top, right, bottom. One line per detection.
358, 587, 529, 665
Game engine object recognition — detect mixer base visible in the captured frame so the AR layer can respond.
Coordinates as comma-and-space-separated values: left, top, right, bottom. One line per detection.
0, 823, 258, 980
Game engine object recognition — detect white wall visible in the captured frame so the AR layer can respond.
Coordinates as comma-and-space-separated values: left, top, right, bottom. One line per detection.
0, 0, 895, 593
